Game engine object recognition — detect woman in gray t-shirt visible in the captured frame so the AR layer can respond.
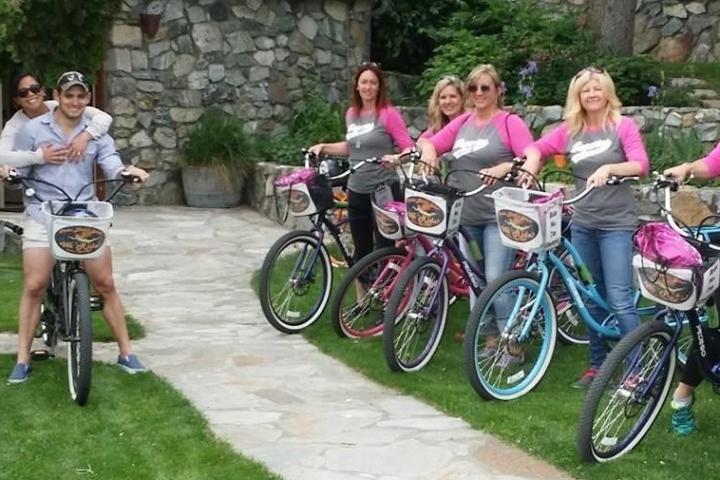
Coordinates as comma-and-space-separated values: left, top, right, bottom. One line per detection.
309, 63, 413, 262
523, 67, 650, 388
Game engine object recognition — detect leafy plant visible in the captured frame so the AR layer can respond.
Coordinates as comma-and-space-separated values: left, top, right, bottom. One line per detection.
644, 120, 705, 174
182, 110, 256, 179
257, 87, 345, 166
0, 0, 121, 83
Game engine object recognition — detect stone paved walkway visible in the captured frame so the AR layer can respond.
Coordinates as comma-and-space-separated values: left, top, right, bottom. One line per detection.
1, 207, 571, 480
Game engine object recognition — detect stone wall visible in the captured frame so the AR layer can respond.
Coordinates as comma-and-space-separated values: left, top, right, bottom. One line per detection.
536, 0, 720, 61
104, 0, 372, 204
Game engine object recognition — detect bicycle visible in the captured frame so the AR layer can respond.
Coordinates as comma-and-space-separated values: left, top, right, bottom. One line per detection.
329, 156, 474, 340
576, 173, 720, 462
462, 176, 667, 401
259, 150, 387, 333
5, 169, 139, 405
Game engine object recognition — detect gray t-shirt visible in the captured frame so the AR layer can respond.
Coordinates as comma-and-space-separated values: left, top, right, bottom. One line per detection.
567, 129, 638, 230
346, 113, 399, 194
446, 117, 514, 225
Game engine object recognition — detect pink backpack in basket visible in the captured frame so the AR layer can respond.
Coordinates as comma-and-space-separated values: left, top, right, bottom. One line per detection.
633, 222, 702, 268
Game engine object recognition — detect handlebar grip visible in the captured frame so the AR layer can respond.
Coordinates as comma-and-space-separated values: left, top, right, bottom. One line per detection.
1, 221, 23, 236
120, 171, 142, 183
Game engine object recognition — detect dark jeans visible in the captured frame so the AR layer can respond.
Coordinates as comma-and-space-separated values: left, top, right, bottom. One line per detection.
348, 182, 402, 262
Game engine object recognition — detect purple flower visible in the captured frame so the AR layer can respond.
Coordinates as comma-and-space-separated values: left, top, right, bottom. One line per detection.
526, 61, 539, 75
647, 85, 659, 98
500, 81, 507, 94
521, 84, 533, 98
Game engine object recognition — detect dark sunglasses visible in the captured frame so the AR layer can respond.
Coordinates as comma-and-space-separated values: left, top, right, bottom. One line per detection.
573, 66, 606, 81
17, 84, 43, 98
360, 61, 380, 69
467, 83, 492, 94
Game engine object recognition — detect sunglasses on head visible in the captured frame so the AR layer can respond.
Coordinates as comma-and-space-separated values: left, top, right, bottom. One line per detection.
573, 66, 606, 81
17, 83, 43, 98
467, 83, 492, 94
360, 61, 380, 69
442, 75, 461, 83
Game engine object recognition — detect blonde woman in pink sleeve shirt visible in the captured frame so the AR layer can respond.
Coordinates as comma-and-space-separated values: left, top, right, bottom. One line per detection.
661, 142, 720, 436
522, 67, 650, 389
419, 75, 466, 139
417, 64, 533, 362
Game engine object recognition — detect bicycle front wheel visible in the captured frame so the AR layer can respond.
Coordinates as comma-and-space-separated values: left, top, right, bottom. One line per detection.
383, 256, 448, 372
330, 246, 408, 339
259, 230, 332, 333
464, 271, 557, 401
576, 320, 675, 463
549, 249, 587, 345
67, 271, 92, 406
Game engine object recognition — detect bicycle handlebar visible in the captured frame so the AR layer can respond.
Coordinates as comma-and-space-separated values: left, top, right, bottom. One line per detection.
562, 176, 639, 205
0, 220, 23, 236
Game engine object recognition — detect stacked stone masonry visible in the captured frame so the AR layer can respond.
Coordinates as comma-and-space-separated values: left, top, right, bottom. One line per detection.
105, 0, 372, 205
538, 0, 720, 61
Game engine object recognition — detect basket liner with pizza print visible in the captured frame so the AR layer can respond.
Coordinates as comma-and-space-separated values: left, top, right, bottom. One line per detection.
372, 200, 408, 240
404, 182, 464, 237
41, 201, 113, 260
274, 168, 334, 217
633, 222, 720, 310
491, 187, 563, 251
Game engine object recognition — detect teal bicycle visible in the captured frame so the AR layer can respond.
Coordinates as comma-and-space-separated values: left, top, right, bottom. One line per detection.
462, 177, 664, 401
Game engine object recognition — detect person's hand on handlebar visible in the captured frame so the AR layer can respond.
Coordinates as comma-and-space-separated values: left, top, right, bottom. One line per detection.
586, 165, 613, 188
124, 165, 150, 182
0, 165, 13, 179
307, 144, 324, 157
663, 163, 693, 182
517, 155, 541, 189
479, 163, 512, 186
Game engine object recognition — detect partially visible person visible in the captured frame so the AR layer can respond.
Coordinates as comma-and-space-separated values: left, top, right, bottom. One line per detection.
309, 62, 413, 262
522, 67, 649, 388
7, 71, 148, 384
0, 71, 112, 169
417, 64, 534, 358
663, 141, 720, 436
420, 75, 466, 138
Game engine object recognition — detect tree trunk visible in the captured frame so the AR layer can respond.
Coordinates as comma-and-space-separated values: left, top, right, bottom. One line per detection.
589, 0, 636, 55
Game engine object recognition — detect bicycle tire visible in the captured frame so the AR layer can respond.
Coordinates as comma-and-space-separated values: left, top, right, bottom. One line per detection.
67, 271, 92, 406
464, 270, 557, 401
576, 320, 675, 463
330, 246, 408, 339
259, 230, 332, 333
383, 256, 448, 372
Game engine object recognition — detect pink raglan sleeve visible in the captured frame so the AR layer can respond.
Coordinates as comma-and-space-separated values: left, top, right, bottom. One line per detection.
380, 107, 413, 150
428, 112, 473, 155
618, 116, 650, 176
701, 143, 720, 177
526, 123, 569, 163
419, 128, 434, 140
496, 113, 534, 156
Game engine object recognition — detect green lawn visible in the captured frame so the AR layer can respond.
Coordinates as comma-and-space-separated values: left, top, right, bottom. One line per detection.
0, 253, 145, 341
254, 255, 720, 480
0, 354, 280, 480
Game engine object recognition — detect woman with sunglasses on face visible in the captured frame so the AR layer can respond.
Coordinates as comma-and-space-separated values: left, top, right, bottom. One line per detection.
522, 67, 650, 388
420, 75, 466, 139
309, 62, 413, 262
0, 72, 112, 171
417, 64, 534, 358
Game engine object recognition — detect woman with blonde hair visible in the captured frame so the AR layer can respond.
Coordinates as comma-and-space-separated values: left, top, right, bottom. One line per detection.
417, 64, 533, 362
522, 67, 649, 388
420, 75, 466, 138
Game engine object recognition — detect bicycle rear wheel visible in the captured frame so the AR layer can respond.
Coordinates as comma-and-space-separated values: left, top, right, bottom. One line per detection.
259, 230, 332, 333
576, 320, 675, 463
67, 271, 92, 406
330, 246, 408, 339
383, 256, 448, 372
464, 271, 557, 401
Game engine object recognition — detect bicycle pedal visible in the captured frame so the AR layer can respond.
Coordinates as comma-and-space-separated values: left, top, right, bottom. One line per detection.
30, 349, 54, 361
90, 294, 104, 311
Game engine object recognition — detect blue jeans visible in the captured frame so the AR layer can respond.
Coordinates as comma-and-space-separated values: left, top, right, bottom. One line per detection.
571, 224, 640, 368
464, 223, 514, 334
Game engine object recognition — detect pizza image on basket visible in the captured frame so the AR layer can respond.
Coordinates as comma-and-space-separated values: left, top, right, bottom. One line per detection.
637, 267, 694, 304
55, 226, 106, 255
289, 189, 310, 213
406, 196, 444, 228
497, 209, 539, 243
375, 209, 399, 236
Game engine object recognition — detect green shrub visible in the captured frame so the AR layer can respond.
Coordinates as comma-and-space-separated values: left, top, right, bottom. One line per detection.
644, 121, 705, 174
419, 0, 665, 107
182, 110, 256, 179
257, 88, 345, 166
